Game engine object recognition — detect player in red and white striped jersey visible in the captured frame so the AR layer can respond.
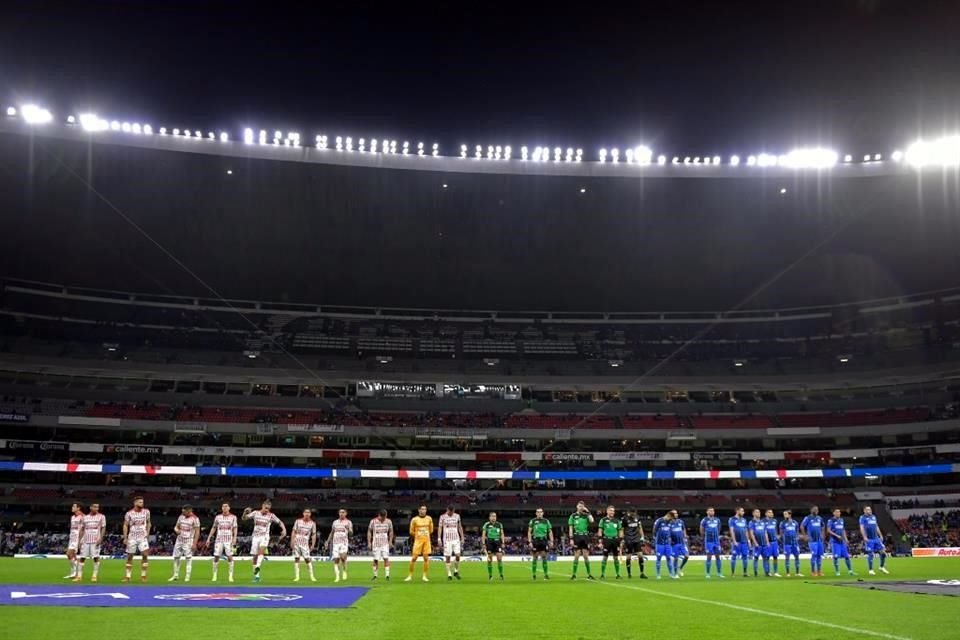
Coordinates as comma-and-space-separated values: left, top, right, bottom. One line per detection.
439, 505, 465, 580
205, 503, 238, 582
74, 503, 106, 582
290, 509, 318, 582
367, 510, 395, 581
324, 509, 354, 583
122, 496, 152, 583
169, 505, 201, 583
64, 503, 85, 579
243, 501, 287, 582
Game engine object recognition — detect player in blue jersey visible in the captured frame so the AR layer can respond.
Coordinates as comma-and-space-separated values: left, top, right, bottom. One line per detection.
748, 509, 766, 576
859, 506, 889, 576
764, 509, 782, 577
669, 510, 689, 577
827, 508, 856, 576
700, 507, 724, 578
779, 510, 802, 577
801, 506, 825, 576
727, 507, 751, 577
652, 511, 675, 580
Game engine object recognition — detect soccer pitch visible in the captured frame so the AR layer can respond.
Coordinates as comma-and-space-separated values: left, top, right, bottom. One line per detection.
2, 557, 958, 640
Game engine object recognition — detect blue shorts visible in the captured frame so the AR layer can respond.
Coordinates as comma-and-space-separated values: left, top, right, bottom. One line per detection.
672, 544, 688, 557
752, 546, 764, 559
809, 541, 824, 557
732, 542, 750, 558
765, 543, 780, 558
832, 543, 850, 559
784, 544, 800, 557
704, 542, 722, 555
864, 539, 885, 553
655, 544, 673, 558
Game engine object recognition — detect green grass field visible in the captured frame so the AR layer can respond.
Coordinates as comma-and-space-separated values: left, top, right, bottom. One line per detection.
2, 557, 958, 640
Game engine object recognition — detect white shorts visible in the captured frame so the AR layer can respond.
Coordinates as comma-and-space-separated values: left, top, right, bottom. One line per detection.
213, 540, 234, 558
80, 543, 100, 559
173, 540, 194, 559
292, 543, 312, 559
126, 539, 149, 556
251, 535, 270, 555
371, 546, 391, 561
331, 543, 349, 557
443, 540, 462, 557
67, 536, 80, 552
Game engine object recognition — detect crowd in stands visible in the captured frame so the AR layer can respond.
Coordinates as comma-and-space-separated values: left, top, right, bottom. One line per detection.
896, 510, 960, 548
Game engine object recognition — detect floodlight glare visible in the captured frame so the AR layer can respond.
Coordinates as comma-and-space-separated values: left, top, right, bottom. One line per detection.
66, 115, 76, 124
891, 149, 903, 162
730, 155, 740, 166
905, 136, 960, 168
219, 132, 228, 142
143, 125, 153, 135
21, 104, 53, 125
657, 155, 667, 165
5, 106, 16, 117
844, 154, 853, 162
79, 113, 108, 132
781, 147, 838, 169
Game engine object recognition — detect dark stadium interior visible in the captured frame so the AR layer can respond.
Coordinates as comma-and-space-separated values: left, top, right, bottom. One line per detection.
2, 132, 960, 312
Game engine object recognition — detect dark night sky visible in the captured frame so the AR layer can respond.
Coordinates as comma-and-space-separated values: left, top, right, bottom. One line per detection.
2, 0, 960, 156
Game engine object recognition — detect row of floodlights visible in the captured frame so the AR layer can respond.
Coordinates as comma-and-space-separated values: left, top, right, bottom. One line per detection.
6, 104, 960, 169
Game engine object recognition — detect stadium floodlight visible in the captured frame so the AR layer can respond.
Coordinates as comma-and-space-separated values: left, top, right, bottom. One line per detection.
358, 138, 366, 152
159, 127, 167, 135
905, 136, 960, 168
580, 187, 586, 193
335, 135, 343, 151
521, 145, 529, 160
683, 156, 691, 164
610, 148, 619, 163
402, 141, 409, 155
838, 354, 851, 363
712, 155, 721, 165
756, 153, 778, 167
494, 145, 502, 160
625, 148, 634, 163
576, 148, 583, 162
733, 359, 745, 368
729, 155, 740, 166
172, 128, 181, 136
442, 183, 448, 188
554, 147, 561, 162
693, 156, 701, 165
244, 128, 254, 144
874, 153, 882, 161
432, 142, 439, 157
599, 148, 607, 162
371, 138, 378, 153
746, 155, 757, 166
345, 136, 353, 152
131, 123, 142, 134
460, 144, 467, 158
504, 145, 512, 160
417, 141, 424, 156
486, 145, 494, 159
657, 154, 666, 165
779, 187, 787, 194
66, 115, 76, 124
891, 149, 903, 162
259, 130, 267, 145
863, 154, 871, 162
21, 104, 53, 125
390, 140, 397, 153
475, 144, 482, 159
781, 147, 838, 169
207, 131, 215, 140
844, 154, 852, 162
195, 130, 202, 139
633, 145, 652, 165
111, 120, 121, 131
143, 124, 153, 135
5, 106, 15, 117
672, 156, 679, 164
219, 132, 228, 142
79, 113, 108, 132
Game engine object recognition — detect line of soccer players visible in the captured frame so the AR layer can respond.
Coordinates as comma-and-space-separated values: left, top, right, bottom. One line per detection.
63, 499, 889, 584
